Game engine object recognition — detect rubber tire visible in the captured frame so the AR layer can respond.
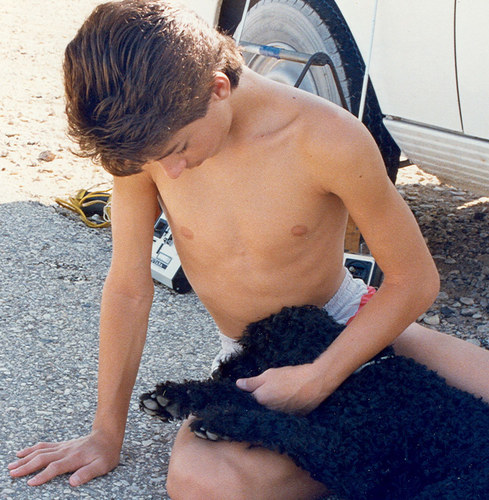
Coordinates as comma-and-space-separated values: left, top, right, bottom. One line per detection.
239, 0, 400, 181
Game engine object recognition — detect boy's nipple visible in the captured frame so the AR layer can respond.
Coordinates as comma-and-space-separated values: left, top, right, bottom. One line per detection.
291, 224, 308, 237
180, 226, 194, 240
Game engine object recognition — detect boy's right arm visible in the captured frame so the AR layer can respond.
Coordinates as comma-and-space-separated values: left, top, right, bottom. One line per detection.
8, 171, 160, 486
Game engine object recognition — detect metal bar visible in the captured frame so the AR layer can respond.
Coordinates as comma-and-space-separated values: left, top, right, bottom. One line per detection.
294, 52, 348, 110
240, 41, 323, 65
241, 42, 348, 110
233, 0, 252, 46
358, 0, 380, 121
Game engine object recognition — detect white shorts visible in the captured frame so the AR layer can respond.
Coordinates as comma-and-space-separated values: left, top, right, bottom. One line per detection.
210, 268, 369, 373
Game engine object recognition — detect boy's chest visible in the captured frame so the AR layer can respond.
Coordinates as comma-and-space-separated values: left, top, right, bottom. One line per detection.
156, 155, 338, 258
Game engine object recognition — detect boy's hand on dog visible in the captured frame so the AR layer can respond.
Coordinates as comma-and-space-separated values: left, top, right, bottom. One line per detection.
236, 364, 327, 414
8, 429, 120, 486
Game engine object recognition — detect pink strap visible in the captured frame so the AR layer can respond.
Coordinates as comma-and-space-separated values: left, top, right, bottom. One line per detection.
346, 286, 377, 325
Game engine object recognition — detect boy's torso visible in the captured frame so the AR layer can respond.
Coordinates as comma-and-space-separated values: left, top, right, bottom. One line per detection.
149, 81, 350, 337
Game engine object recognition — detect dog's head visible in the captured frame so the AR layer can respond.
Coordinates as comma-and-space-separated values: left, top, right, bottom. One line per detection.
239, 305, 345, 366
214, 306, 345, 380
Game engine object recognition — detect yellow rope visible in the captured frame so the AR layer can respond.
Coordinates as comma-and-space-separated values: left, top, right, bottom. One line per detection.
55, 188, 112, 228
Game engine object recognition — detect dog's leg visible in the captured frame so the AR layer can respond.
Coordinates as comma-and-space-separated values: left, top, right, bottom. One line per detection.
140, 379, 259, 424
189, 405, 341, 487
188, 405, 309, 450
140, 380, 215, 421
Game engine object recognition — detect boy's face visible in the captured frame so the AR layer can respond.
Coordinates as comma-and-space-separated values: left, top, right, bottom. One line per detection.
151, 74, 233, 179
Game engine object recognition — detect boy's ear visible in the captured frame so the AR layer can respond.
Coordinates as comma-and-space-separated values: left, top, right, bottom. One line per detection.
211, 72, 231, 101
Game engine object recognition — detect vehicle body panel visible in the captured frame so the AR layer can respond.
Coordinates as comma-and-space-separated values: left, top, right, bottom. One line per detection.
456, 0, 489, 138
183, 0, 222, 26
336, 0, 462, 132
386, 120, 489, 193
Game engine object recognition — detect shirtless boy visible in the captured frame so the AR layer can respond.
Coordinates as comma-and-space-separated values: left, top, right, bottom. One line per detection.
9, 1, 489, 498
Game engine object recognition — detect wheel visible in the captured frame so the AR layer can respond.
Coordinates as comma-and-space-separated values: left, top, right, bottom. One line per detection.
239, 0, 400, 181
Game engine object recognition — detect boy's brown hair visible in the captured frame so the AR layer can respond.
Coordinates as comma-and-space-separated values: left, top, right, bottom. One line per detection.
64, 0, 243, 176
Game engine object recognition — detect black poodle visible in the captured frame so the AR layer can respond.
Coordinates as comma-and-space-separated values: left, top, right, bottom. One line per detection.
140, 305, 489, 500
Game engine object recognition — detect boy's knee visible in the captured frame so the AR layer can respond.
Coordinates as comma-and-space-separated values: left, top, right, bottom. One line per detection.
166, 466, 208, 500
167, 444, 247, 500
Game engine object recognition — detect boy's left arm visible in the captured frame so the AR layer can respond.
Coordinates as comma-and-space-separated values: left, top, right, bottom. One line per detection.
237, 108, 440, 414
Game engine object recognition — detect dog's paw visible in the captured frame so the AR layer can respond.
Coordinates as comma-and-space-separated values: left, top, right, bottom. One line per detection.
139, 391, 182, 421
189, 419, 230, 442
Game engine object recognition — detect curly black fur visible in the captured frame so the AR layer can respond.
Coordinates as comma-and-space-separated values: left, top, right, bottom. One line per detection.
140, 305, 489, 500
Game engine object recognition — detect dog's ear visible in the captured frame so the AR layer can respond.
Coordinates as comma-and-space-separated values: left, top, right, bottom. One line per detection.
240, 305, 345, 359
239, 320, 266, 349
239, 309, 284, 349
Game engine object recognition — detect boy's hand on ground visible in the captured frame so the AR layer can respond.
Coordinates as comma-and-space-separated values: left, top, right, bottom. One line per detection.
236, 364, 327, 415
8, 429, 120, 487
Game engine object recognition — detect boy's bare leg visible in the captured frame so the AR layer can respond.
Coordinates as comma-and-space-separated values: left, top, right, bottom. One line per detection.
166, 419, 328, 500
393, 323, 489, 403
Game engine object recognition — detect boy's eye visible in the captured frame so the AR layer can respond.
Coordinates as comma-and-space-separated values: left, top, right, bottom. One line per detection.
177, 144, 187, 155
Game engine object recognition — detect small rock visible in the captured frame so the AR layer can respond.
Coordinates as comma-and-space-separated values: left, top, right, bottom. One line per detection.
477, 254, 489, 266
459, 297, 475, 305
38, 150, 56, 162
423, 314, 440, 326
419, 215, 434, 224
476, 324, 489, 335
440, 306, 455, 317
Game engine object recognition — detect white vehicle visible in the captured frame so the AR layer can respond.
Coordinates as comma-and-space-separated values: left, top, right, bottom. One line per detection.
186, 0, 489, 195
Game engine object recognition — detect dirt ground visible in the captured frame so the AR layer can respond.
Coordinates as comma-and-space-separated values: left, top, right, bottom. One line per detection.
1, 0, 110, 205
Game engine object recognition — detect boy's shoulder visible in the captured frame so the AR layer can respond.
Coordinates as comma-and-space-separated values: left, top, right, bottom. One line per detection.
253, 80, 359, 143
260, 81, 364, 149
264, 83, 387, 195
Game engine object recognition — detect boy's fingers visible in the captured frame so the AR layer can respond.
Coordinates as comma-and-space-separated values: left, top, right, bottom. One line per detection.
27, 458, 83, 486
9, 434, 120, 486
16, 442, 57, 458
69, 459, 111, 487
236, 376, 261, 392
9, 450, 63, 477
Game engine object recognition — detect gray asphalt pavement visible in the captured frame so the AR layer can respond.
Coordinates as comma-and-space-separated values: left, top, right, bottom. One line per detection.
1, 200, 220, 499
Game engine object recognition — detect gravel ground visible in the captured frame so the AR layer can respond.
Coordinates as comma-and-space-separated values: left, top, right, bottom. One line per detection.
1, 202, 220, 500
396, 166, 489, 347
1, 1, 488, 499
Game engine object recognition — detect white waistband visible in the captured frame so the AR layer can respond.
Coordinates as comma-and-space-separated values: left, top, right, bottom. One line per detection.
322, 268, 368, 325
211, 332, 242, 373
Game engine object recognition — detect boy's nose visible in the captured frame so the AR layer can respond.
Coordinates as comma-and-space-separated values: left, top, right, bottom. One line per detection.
161, 157, 187, 179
